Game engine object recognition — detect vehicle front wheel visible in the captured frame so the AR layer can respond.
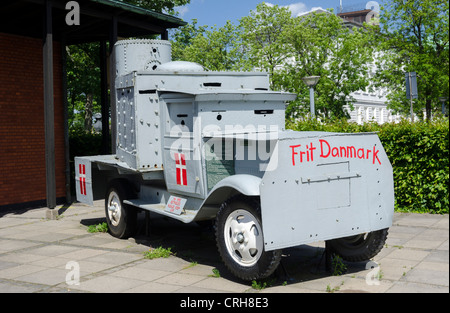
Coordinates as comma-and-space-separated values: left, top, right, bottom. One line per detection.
105, 181, 137, 239
215, 195, 281, 281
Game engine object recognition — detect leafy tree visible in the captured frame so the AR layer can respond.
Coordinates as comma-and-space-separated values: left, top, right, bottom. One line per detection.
238, 3, 293, 89
282, 11, 375, 119
170, 19, 242, 71
180, 21, 242, 71
170, 5, 377, 121
171, 19, 209, 61
66, 43, 101, 132
372, 0, 449, 120
119, 0, 190, 14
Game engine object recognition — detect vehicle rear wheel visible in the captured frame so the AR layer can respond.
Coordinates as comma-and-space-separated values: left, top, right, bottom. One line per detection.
215, 195, 281, 281
105, 181, 137, 239
326, 228, 389, 262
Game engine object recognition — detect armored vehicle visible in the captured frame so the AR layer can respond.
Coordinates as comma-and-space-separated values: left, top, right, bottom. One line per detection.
75, 40, 394, 281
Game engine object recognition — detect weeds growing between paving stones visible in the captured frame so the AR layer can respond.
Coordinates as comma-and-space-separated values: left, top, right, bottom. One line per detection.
87, 222, 108, 233
143, 246, 173, 259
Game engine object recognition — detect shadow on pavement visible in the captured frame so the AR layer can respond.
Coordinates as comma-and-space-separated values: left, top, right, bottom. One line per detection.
80, 210, 374, 287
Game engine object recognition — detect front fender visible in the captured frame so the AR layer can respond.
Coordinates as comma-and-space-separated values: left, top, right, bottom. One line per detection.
195, 175, 261, 221
209, 174, 261, 197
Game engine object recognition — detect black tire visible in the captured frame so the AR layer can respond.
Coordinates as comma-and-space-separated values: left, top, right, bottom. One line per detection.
215, 195, 282, 281
327, 228, 389, 262
105, 181, 137, 239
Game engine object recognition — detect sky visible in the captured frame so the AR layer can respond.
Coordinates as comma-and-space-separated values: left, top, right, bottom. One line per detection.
174, 0, 377, 27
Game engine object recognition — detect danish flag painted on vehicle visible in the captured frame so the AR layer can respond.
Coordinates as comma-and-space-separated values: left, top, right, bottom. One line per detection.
174, 153, 187, 186
79, 164, 87, 196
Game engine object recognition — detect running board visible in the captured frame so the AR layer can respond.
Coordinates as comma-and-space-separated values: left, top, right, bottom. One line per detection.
124, 199, 198, 223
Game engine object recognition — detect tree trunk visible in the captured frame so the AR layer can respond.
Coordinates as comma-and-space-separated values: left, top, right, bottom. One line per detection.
84, 93, 93, 132
426, 99, 433, 121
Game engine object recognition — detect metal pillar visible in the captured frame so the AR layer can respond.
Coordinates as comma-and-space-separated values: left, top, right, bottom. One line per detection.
408, 72, 414, 122
109, 16, 118, 154
309, 87, 315, 118
61, 36, 72, 205
43, 0, 57, 217
100, 40, 110, 154
161, 30, 169, 40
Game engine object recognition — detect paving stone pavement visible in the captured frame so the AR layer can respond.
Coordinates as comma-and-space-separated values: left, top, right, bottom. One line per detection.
0, 201, 448, 293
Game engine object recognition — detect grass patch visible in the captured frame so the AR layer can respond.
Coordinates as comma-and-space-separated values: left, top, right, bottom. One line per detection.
143, 246, 173, 259
183, 261, 198, 270
208, 268, 221, 278
331, 255, 348, 276
326, 281, 345, 293
251, 278, 276, 290
87, 222, 108, 233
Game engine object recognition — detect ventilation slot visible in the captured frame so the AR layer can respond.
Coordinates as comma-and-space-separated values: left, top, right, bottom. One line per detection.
254, 110, 274, 115
203, 82, 222, 87
139, 90, 157, 94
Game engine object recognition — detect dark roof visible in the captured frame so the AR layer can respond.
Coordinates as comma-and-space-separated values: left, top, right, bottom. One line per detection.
337, 9, 372, 18
0, 0, 186, 44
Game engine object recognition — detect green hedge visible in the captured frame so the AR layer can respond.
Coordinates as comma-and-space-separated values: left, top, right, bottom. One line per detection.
69, 126, 104, 161
287, 118, 449, 214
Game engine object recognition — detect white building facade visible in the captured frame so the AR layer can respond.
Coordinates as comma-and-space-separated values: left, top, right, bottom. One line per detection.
337, 6, 401, 124
346, 92, 401, 124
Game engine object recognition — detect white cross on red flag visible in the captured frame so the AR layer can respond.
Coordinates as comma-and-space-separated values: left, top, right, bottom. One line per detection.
79, 164, 87, 195
174, 153, 187, 186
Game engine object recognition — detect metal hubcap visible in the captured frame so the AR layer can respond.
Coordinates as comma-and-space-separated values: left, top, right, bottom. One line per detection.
107, 191, 122, 227
236, 233, 245, 244
224, 210, 263, 267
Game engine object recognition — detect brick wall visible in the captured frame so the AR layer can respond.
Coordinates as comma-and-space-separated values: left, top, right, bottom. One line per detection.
0, 32, 66, 208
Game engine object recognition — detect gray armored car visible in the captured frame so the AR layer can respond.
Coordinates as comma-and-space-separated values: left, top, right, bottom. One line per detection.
75, 40, 394, 281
